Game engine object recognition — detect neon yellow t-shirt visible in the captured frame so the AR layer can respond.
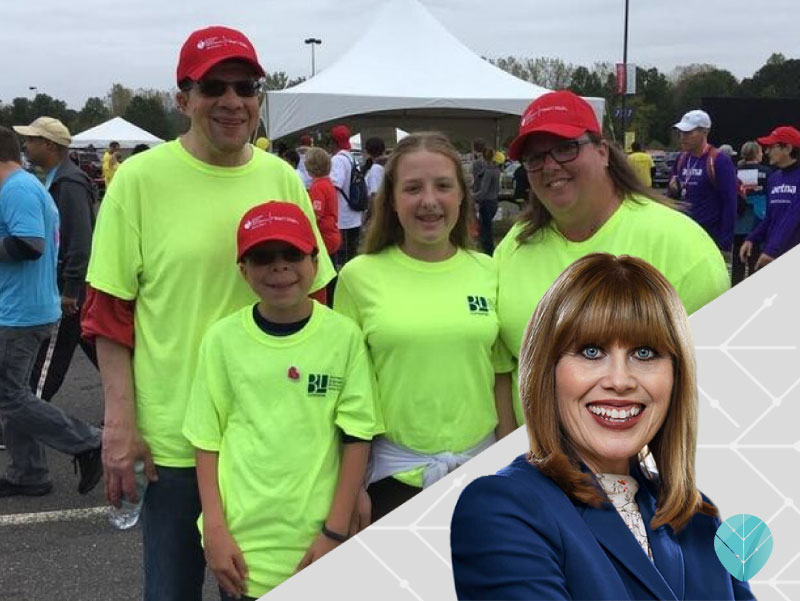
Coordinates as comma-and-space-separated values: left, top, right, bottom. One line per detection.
494, 195, 730, 424
183, 302, 381, 598
334, 246, 501, 485
87, 140, 335, 466
628, 152, 655, 187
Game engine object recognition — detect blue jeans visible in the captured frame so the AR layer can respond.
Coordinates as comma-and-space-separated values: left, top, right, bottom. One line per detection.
141, 466, 206, 601
478, 199, 498, 255
0, 323, 101, 485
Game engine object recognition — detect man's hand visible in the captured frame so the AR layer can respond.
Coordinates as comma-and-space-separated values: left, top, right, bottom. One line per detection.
296, 532, 342, 573
61, 296, 79, 316
755, 253, 775, 271
739, 240, 754, 263
205, 524, 248, 598
102, 421, 157, 507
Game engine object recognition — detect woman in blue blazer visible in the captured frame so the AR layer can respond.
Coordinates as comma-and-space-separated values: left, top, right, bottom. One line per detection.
451, 254, 754, 601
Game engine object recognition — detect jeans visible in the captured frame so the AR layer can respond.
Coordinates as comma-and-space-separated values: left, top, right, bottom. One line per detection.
141, 466, 206, 601
219, 589, 257, 601
478, 199, 498, 255
0, 323, 101, 485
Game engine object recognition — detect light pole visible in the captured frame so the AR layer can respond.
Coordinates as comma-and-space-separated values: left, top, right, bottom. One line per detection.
619, 0, 630, 145
304, 38, 322, 77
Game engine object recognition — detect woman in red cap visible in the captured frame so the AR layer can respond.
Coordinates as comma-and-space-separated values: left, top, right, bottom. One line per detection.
740, 126, 800, 271
495, 90, 730, 425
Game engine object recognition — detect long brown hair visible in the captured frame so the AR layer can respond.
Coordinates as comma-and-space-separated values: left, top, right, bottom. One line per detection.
515, 134, 675, 244
362, 131, 474, 254
518, 253, 716, 532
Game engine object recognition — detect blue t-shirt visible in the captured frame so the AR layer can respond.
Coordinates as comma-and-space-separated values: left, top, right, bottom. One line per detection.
0, 169, 61, 326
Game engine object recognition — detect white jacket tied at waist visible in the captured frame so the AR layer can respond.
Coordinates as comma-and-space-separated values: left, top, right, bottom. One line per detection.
367, 433, 496, 488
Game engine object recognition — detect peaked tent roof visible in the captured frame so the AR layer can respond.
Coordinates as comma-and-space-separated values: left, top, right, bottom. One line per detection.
71, 117, 164, 149
264, 0, 602, 139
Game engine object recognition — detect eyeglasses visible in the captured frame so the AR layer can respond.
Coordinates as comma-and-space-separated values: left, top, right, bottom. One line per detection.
244, 246, 308, 265
192, 78, 263, 98
521, 138, 592, 172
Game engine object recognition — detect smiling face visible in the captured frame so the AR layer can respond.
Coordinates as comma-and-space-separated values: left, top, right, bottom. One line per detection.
521, 133, 610, 225
392, 149, 463, 260
555, 340, 673, 474
177, 60, 261, 165
239, 241, 317, 323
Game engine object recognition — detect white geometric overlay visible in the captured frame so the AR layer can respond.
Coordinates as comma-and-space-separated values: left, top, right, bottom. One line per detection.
264, 246, 800, 601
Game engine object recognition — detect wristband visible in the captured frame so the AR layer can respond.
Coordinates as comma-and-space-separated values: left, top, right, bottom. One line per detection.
321, 524, 348, 543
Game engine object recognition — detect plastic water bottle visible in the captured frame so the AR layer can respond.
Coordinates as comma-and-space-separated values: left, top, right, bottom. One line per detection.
109, 461, 148, 530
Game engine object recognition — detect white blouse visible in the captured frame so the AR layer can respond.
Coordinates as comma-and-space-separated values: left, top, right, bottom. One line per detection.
596, 473, 654, 561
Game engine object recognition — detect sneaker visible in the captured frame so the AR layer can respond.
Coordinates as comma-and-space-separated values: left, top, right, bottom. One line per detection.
73, 446, 103, 495
0, 477, 53, 498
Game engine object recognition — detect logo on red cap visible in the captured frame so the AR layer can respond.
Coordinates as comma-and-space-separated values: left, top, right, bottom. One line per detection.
177, 26, 265, 84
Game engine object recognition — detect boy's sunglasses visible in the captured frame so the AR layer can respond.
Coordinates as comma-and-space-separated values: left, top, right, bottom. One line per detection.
244, 247, 308, 265
192, 78, 263, 98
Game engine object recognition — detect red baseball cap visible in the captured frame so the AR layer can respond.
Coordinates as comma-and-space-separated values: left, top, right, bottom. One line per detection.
330, 124, 351, 150
177, 26, 265, 84
507, 90, 601, 160
757, 126, 800, 148
237, 202, 316, 261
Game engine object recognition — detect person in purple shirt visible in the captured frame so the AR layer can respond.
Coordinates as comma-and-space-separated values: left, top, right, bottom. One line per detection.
668, 110, 738, 252
740, 126, 800, 271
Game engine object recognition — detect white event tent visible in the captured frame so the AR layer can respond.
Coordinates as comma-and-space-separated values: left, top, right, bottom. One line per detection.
71, 117, 164, 149
263, 0, 604, 144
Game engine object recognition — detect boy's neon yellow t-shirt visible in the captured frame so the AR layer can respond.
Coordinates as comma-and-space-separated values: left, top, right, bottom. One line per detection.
493, 195, 730, 425
334, 246, 502, 485
86, 141, 335, 466
183, 303, 381, 598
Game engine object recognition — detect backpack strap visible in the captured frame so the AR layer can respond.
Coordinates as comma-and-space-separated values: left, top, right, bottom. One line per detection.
706, 146, 718, 188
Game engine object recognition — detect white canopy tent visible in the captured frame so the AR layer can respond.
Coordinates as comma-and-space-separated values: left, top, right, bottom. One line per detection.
71, 117, 164, 149
263, 0, 604, 143
349, 128, 410, 150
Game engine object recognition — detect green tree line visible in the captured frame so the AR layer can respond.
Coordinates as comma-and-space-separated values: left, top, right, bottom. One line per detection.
490, 52, 799, 146
0, 71, 304, 141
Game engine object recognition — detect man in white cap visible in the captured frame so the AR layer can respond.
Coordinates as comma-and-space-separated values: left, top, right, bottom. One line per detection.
13, 117, 97, 401
669, 109, 738, 253
82, 25, 334, 600
0, 125, 102, 499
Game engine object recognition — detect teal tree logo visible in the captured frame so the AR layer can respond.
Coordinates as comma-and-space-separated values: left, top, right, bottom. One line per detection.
714, 514, 773, 581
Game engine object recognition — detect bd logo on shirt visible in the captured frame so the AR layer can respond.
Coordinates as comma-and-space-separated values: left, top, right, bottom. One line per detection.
467, 296, 489, 315
307, 374, 344, 397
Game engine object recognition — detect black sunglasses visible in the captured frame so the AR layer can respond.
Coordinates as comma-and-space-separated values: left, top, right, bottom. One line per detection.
192, 79, 263, 98
521, 138, 592, 172
244, 246, 308, 266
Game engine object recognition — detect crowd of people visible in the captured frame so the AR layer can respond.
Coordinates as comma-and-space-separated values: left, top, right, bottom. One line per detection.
1, 21, 797, 601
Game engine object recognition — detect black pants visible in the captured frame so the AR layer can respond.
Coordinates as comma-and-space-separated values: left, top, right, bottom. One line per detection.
478, 200, 498, 255
731, 234, 758, 286
367, 477, 422, 522
28, 311, 98, 401
335, 227, 361, 269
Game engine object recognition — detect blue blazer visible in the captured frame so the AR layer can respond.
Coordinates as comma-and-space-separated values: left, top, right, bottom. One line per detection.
451, 455, 754, 600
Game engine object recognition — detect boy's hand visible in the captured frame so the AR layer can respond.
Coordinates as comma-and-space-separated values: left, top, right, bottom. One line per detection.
296, 532, 342, 572
205, 525, 248, 598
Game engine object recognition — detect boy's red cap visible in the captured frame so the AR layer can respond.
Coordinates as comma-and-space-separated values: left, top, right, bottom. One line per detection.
237, 202, 316, 261
330, 124, 351, 150
507, 90, 601, 160
177, 26, 265, 84
758, 126, 800, 148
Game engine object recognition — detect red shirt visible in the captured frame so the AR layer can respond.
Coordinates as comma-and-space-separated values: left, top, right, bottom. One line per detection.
309, 176, 341, 254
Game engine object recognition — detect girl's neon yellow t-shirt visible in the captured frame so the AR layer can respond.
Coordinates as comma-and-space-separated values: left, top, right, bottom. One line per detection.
335, 246, 503, 479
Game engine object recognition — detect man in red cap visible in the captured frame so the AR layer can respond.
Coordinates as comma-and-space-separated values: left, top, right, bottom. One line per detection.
741, 126, 800, 270
494, 89, 729, 425
329, 124, 364, 268
82, 26, 334, 600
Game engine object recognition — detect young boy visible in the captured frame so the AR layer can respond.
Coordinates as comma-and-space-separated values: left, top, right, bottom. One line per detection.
183, 202, 380, 600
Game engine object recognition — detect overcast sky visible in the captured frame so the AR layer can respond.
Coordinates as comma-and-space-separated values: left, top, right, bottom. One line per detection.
3, 0, 799, 109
